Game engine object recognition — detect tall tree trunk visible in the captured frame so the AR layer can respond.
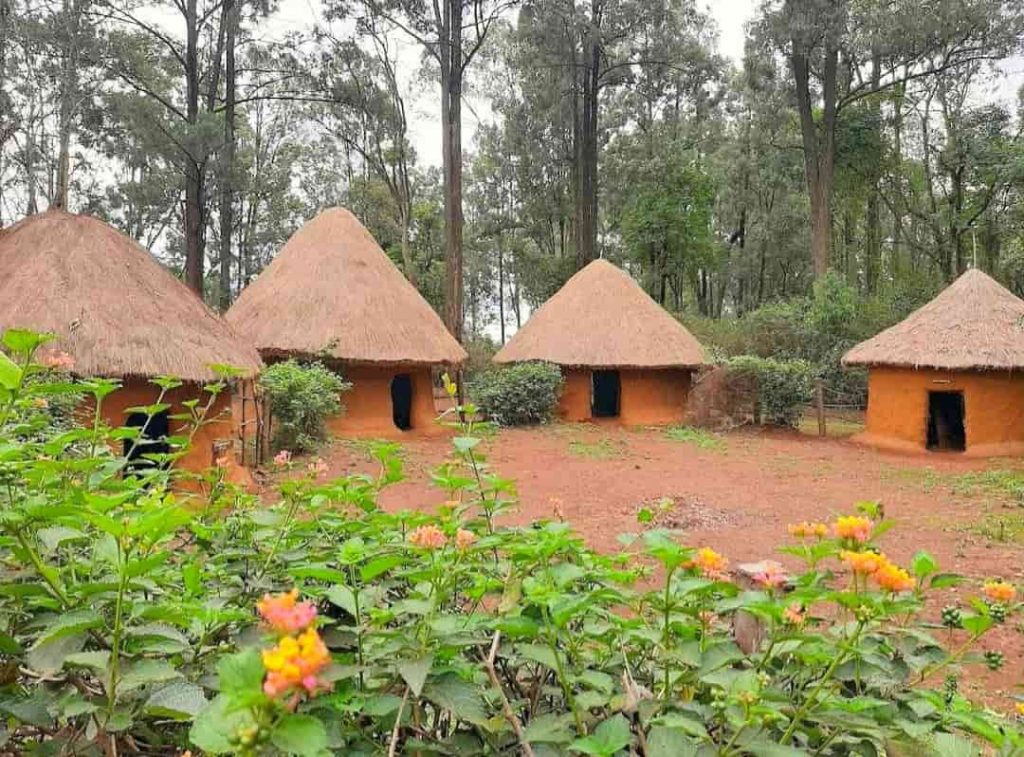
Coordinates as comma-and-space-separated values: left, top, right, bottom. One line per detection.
440, 0, 464, 341
891, 78, 905, 268
54, 0, 83, 210
863, 51, 881, 293
575, 3, 599, 270
217, 0, 237, 311
497, 239, 505, 344
790, 19, 837, 278
183, 0, 205, 295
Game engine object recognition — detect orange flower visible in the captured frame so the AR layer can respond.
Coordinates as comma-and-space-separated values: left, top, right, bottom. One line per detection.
455, 528, 476, 550
688, 547, 728, 579
1016, 701, 1024, 717
698, 610, 715, 626
873, 562, 915, 593
257, 589, 318, 635
783, 603, 805, 625
841, 550, 886, 575
787, 521, 828, 539
261, 627, 331, 699
408, 524, 446, 549
982, 581, 1017, 603
40, 350, 75, 372
31, 397, 49, 410
834, 516, 872, 544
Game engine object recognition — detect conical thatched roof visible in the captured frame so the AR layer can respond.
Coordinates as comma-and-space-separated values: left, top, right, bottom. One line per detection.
0, 210, 262, 381
226, 208, 466, 365
843, 269, 1024, 371
494, 259, 705, 368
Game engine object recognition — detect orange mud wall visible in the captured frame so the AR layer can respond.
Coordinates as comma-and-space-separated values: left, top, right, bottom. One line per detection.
557, 368, 691, 425
325, 364, 440, 437
862, 367, 1024, 456
91, 377, 242, 474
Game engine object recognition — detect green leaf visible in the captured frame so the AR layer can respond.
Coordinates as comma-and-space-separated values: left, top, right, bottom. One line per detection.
930, 573, 965, 589
961, 614, 993, 636
64, 651, 111, 670
453, 436, 481, 452
911, 551, 938, 578
398, 655, 433, 697
32, 610, 102, 648
190, 694, 257, 754
423, 674, 491, 728
522, 713, 575, 745
3, 328, 52, 354
28, 632, 86, 675
927, 733, 979, 757
118, 659, 182, 693
569, 714, 632, 756
0, 630, 21, 654
217, 648, 265, 697
326, 584, 358, 617
646, 726, 698, 757
145, 682, 208, 720
360, 554, 403, 582
496, 616, 539, 639
271, 714, 328, 756
518, 643, 559, 670
0, 351, 22, 391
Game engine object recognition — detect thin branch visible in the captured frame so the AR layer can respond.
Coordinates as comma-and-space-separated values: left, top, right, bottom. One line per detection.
484, 631, 535, 757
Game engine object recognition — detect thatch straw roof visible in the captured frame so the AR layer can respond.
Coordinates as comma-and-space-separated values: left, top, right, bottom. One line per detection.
494, 259, 705, 368
226, 208, 466, 365
0, 210, 262, 381
843, 269, 1024, 371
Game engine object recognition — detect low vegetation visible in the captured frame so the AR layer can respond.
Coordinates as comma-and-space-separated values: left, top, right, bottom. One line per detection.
665, 425, 728, 452
0, 332, 1021, 756
470, 361, 563, 426
259, 359, 351, 452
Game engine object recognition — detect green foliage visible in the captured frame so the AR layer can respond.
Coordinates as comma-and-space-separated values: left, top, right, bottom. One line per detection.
664, 425, 727, 452
470, 361, 563, 426
1, 329, 1021, 755
726, 355, 815, 427
259, 360, 351, 452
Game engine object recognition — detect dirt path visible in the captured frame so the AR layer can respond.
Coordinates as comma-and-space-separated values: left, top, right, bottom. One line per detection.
285, 424, 1024, 709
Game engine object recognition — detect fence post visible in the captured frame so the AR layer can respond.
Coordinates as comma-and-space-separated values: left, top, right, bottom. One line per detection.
815, 379, 825, 437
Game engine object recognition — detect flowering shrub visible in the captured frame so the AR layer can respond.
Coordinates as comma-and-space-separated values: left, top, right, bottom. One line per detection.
726, 355, 815, 427
0, 330, 1021, 755
259, 359, 351, 451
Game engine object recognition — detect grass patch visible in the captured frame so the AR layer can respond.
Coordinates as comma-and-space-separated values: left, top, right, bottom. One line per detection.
951, 469, 1024, 503
964, 511, 1024, 544
797, 417, 864, 438
878, 465, 944, 493
568, 438, 624, 459
664, 426, 727, 452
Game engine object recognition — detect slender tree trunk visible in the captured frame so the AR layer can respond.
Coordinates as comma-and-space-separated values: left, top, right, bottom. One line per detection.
864, 51, 881, 293
54, 0, 83, 210
791, 20, 837, 278
497, 239, 505, 344
891, 78, 905, 268
575, 2, 599, 270
440, 0, 464, 341
183, 0, 205, 294
217, 0, 237, 311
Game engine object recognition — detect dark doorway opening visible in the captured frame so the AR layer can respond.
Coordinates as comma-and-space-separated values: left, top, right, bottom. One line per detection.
391, 374, 413, 430
123, 410, 171, 470
592, 370, 620, 418
927, 391, 965, 452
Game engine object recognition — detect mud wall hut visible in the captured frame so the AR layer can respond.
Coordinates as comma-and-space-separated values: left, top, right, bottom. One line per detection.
493, 260, 705, 425
226, 208, 466, 437
843, 269, 1024, 456
0, 210, 263, 474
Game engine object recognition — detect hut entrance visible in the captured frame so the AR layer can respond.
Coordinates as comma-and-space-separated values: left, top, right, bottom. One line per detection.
391, 374, 413, 430
123, 410, 171, 468
927, 391, 965, 452
592, 370, 620, 418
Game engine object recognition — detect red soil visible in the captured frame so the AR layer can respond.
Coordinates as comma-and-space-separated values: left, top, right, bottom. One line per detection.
290, 424, 1024, 710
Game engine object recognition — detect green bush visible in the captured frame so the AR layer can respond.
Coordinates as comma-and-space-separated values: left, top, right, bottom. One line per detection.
259, 359, 350, 452
727, 355, 815, 427
0, 330, 1021, 755
470, 361, 563, 426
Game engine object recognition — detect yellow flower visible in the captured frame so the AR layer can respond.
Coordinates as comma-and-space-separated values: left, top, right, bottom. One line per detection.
873, 562, 915, 593
688, 547, 728, 579
1015, 701, 1024, 717
783, 603, 805, 626
841, 550, 886, 575
982, 581, 1017, 603
787, 521, 828, 539
261, 627, 331, 699
834, 516, 872, 543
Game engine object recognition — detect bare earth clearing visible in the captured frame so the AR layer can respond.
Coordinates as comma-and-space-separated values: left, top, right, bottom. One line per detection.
269, 423, 1024, 711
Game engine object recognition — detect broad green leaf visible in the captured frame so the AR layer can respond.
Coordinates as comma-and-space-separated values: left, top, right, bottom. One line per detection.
64, 651, 111, 670
518, 643, 559, 670
271, 714, 328, 756
911, 551, 938, 578
360, 554, 403, 582
32, 610, 102, 649
28, 633, 86, 675
118, 659, 181, 693
145, 682, 207, 720
190, 694, 257, 754
3, 328, 52, 354
326, 584, 358, 617
569, 714, 632, 756
522, 713, 575, 745
0, 352, 21, 391
646, 726, 699, 757
398, 654, 433, 697
423, 674, 491, 728
217, 648, 265, 697
927, 733, 979, 757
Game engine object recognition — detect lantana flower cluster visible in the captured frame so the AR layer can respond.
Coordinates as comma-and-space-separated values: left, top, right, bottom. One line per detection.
407, 524, 477, 551
257, 590, 331, 704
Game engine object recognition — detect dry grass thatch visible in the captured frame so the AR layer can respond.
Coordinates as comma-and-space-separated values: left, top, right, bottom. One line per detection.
494, 259, 706, 368
0, 210, 263, 381
226, 207, 466, 366
843, 268, 1024, 371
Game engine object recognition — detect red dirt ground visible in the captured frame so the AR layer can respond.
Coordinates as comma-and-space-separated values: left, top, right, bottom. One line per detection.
274, 423, 1024, 711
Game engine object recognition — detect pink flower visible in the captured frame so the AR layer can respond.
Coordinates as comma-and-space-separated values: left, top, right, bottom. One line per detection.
408, 525, 446, 549
455, 529, 476, 550
257, 589, 318, 634
40, 350, 75, 372
752, 562, 789, 591
273, 450, 292, 466
308, 457, 328, 477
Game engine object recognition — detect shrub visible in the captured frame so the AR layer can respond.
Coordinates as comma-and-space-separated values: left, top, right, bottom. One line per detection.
259, 359, 350, 452
727, 355, 815, 427
470, 361, 563, 426
0, 330, 1021, 756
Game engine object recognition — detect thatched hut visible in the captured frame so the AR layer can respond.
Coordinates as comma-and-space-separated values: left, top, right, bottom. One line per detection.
0, 210, 263, 473
493, 259, 705, 425
843, 269, 1024, 456
226, 208, 466, 436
